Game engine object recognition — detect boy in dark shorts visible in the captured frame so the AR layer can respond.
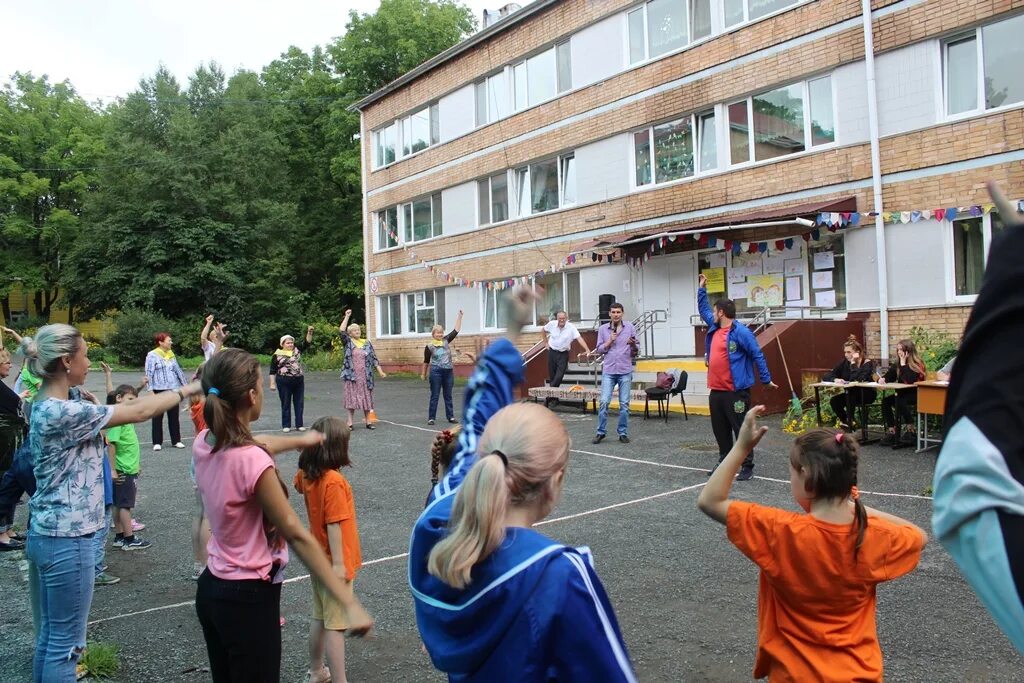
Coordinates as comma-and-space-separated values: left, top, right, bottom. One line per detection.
106, 385, 151, 550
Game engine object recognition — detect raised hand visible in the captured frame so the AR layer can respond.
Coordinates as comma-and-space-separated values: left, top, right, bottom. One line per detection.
698, 273, 707, 288
100, 361, 112, 375
737, 405, 769, 451
205, 314, 214, 324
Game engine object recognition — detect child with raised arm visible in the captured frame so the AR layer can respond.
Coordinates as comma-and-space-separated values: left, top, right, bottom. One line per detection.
411, 288, 637, 682
698, 407, 927, 682
295, 416, 363, 683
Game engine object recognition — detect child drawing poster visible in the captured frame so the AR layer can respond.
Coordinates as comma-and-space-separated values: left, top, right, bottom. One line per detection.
747, 275, 784, 307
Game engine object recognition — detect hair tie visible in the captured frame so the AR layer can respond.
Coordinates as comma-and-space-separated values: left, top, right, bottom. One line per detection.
207, 387, 220, 396
850, 485, 860, 501
835, 432, 844, 444
491, 450, 508, 468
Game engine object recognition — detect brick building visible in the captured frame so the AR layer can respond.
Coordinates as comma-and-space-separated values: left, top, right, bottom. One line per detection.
352, 0, 1024, 370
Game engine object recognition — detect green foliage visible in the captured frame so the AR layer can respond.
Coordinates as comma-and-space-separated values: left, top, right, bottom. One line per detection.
79, 641, 119, 678
105, 309, 204, 364
907, 326, 959, 372
783, 396, 841, 434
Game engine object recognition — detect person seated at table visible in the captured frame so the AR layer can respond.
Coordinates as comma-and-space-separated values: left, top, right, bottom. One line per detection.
936, 355, 956, 381
878, 339, 926, 446
823, 335, 877, 431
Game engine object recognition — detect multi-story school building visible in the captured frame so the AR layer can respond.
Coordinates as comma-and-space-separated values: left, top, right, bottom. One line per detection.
352, 0, 1023, 378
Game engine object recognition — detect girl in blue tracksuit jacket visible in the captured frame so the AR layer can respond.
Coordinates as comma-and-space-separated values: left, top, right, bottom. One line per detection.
409, 335, 637, 682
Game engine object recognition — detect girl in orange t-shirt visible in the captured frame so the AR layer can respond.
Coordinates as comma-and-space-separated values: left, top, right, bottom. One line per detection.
698, 406, 928, 682
294, 416, 363, 683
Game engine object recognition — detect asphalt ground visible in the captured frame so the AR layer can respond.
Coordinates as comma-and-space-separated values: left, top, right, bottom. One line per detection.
1, 370, 1022, 682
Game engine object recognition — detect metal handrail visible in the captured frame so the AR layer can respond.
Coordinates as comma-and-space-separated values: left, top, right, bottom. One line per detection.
690, 305, 842, 329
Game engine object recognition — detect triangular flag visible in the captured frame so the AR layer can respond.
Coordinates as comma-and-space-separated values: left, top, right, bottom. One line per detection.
934, 208, 945, 221
849, 213, 860, 226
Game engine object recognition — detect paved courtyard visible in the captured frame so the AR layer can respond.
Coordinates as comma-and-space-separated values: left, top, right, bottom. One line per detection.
0, 370, 1021, 682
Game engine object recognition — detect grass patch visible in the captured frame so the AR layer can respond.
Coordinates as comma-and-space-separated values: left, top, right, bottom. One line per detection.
79, 641, 119, 679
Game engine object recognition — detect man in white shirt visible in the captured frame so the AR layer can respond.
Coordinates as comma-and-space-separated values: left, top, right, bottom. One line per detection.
543, 311, 592, 388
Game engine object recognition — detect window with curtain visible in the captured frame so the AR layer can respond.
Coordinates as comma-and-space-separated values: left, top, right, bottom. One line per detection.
530, 159, 559, 213
483, 286, 511, 329
527, 49, 557, 106
556, 41, 572, 93
953, 217, 985, 296
653, 117, 694, 182
403, 193, 442, 243
647, 0, 688, 58
697, 110, 717, 172
379, 295, 402, 335
532, 271, 581, 325
376, 206, 399, 250
690, 0, 712, 40
634, 130, 653, 186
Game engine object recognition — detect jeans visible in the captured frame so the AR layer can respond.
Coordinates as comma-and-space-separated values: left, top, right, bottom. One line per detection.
709, 389, 754, 469
151, 389, 181, 445
27, 533, 96, 683
196, 570, 282, 683
428, 366, 455, 421
94, 505, 112, 577
597, 372, 632, 437
547, 349, 569, 387
276, 375, 305, 429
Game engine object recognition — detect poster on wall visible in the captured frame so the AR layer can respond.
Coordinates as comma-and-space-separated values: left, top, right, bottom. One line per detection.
785, 276, 802, 301
764, 255, 786, 274
748, 275, 784, 307
729, 281, 749, 299
708, 252, 728, 268
701, 268, 726, 292
780, 245, 803, 260
784, 258, 804, 276
815, 290, 837, 308
732, 253, 763, 277
729, 271, 747, 284
811, 271, 833, 289
813, 251, 835, 270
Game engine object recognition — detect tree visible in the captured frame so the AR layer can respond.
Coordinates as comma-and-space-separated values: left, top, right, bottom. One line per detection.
0, 73, 104, 321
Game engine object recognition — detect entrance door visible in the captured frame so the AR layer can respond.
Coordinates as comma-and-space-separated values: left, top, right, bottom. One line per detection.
639, 252, 696, 356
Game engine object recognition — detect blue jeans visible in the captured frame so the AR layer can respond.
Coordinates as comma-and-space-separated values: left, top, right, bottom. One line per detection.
428, 366, 455, 421
276, 375, 305, 429
94, 505, 112, 577
597, 372, 632, 437
27, 533, 95, 683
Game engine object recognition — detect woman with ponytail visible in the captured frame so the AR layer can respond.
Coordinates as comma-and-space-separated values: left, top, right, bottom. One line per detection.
192, 348, 372, 683
879, 338, 927, 446
698, 407, 928, 682
409, 287, 637, 682
23, 324, 205, 682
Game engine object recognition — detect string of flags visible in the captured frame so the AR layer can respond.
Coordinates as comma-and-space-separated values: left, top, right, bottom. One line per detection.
385, 199, 1024, 286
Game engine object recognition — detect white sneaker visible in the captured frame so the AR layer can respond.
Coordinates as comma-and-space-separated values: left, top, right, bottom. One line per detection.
174, 442, 186, 449
153, 444, 162, 451
297, 427, 307, 432
282, 427, 291, 433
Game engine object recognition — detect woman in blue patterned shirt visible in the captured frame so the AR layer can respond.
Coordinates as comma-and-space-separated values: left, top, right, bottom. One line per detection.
24, 324, 202, 682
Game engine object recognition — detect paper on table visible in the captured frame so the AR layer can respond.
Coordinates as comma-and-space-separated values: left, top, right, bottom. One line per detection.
764, 255, 786, 274
813, 251, 835, 270
812, 271, 833, 289
815, 289, 837, 308
784, 258, 804, 276
785, 276, 802, 301
728, 281, 749, 299
708, 252, 727, 268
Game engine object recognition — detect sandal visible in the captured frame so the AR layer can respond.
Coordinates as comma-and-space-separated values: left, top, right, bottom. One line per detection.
0, 538, 25, 551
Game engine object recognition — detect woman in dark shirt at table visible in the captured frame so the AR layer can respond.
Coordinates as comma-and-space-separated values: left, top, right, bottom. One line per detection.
879, 338, 927, 445
823, 335, 876, 431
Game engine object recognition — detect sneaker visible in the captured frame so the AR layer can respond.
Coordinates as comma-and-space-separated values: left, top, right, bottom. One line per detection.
191, 562, 205, 581
880, 431, 897, 446
121, 537, 152, 551
591, 434, 605, 444
736, 465, 754, 481
111, 537, 125, 548
282, 427, 291, 433
618, 435, 630, 444
297, 427, 307, 432
447, 417, 457, 423
427, 419, 435, 425
94, 572, 121, 586
131, 519, 146, 532
173, 442, 186, 449
153, 444, 162, 451
304, 667, 332, 683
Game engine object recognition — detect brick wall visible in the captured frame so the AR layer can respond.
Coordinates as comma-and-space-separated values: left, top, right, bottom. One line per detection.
863, 306, 972, 359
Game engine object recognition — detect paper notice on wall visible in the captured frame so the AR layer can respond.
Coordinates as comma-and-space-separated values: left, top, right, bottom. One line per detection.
815, 290, 837, 308
708, 252, 727, 268
729, 270, 747, 284
732, 253, 763, 277
785, 276, 802, 301
728, 280, 748, 300
784, 258, 804, 276
764, 256, 786, 274
747, 275, 784, 307
780, 245, 802, 260
702, 268, 726, 292
813, 251, 835, 270
811, 271, 833, 289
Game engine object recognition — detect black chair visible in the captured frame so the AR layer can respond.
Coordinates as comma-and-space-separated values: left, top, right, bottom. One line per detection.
644, 370, 688, 422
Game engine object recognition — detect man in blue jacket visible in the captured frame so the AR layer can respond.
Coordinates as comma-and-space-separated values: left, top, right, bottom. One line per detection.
698, 273, 776, 480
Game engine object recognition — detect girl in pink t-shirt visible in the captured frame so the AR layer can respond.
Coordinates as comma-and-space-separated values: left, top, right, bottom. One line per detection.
192, 349, 372, 683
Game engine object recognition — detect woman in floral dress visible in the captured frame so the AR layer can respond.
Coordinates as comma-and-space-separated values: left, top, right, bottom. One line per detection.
338, 309, 386, 430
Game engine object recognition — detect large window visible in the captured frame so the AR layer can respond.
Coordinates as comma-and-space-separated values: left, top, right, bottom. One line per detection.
379, 295, 402, 336
952, 212, 1006, 297
506, 42, 571, 116
533, 271, 581, 325
476, 71, 511, 126
634, 110, 716, 186
728, 76, 833, 165
372, 103, 440, 168
483, 285, 511, 329
943, 14, 1024, 117
406, 289, 445, 334
478, 172, 510, 226
376, 206, 399, 250
512, 153, 576, 217
402, 193, 443, 243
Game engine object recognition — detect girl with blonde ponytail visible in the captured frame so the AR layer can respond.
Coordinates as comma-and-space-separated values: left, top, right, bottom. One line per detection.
409, 287, 637, 682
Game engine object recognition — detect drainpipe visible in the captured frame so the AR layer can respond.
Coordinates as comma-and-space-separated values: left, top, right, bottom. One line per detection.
862, 0, 890, 365
359, 111, 372, 340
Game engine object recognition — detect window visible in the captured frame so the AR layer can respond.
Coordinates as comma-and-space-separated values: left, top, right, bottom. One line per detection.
513, 62, 528, 111
510, 44, 568, 112
379, 295, 402, 336
478, 172, 510, 226
633, 110, 716, 186
429, 103, 440, 145
944, 14, 1024, 117
483, 285, 510, 329
723, 0, 745, 27
488, 71, 511, 122
748, 0, 794, 20
406, 290, 445, 334
376, 206, 399, 250
533, 271, 581, 325
527, 49, 557, 106
372, 102, 439, 167
951, 212, 1006, 297
556, 41, 572, 93
380, 122, 397, 166
402, 193, 443, 243
512, 152, 575, 216
729, 76, 834, 165
690, 0, 712, 41
629, 0, 687, 64
628, 8, 646, 64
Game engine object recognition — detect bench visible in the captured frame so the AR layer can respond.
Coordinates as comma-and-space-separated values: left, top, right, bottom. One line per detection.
528, 386, 649, 415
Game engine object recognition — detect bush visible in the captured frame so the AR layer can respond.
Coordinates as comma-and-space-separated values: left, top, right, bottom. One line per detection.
106, 309, 203, 365
907, 326, 959, 372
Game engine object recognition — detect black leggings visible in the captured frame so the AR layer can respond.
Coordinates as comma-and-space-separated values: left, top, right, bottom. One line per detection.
882, 390, 916, 431
829, 388, 877, 425
195, 570, 281, 683
709, 389, 753, 468
151, 389, 181, 445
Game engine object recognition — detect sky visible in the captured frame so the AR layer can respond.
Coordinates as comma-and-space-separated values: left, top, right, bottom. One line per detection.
2, 0, 530, 102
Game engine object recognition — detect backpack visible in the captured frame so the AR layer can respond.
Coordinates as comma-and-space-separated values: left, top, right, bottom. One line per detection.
655, 371, 673, 389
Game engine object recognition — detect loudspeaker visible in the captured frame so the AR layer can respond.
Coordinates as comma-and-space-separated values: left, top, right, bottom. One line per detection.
598, 294, 615, 325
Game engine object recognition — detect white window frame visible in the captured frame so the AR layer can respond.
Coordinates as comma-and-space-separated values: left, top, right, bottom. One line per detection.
478, 170, 512, 227
378, 294, 403, 337
481, 284, 508, 330
943, 211, 1008, 303
528, 270, 582, 327
401, 192, 443, 245
941, 16, 1024, 122
371, 101, 440, 169
374, 206, 400, 252
511, 152, 576, 217
406, 289, 444, 335
631, 109, 718, 189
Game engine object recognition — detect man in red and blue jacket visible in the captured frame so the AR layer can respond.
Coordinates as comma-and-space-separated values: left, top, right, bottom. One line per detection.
698, 274, 777, 480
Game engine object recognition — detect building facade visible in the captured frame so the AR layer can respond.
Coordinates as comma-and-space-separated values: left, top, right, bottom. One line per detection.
353, 0, 1024, 367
